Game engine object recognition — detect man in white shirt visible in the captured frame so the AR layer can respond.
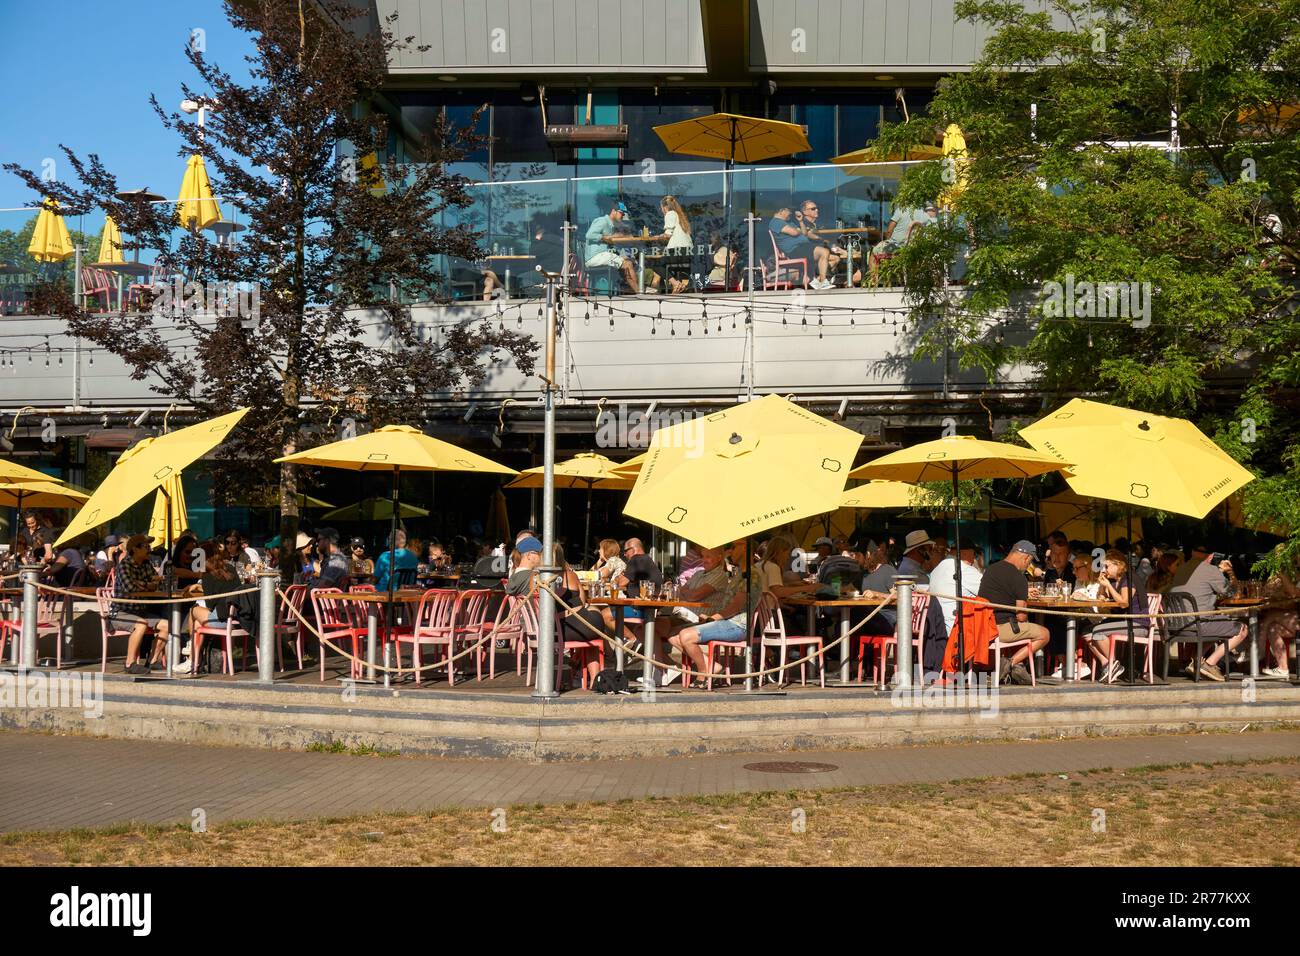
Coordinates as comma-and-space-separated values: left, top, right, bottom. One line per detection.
928, 543, 983, 635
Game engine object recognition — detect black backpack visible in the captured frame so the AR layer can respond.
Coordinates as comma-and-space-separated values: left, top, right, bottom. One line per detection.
591, 668, 629, 695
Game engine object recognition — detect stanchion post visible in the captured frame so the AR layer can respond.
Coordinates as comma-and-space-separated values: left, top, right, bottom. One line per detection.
20, 565, 40, 670
894, 575, 915, 688
257, 569, 278, 683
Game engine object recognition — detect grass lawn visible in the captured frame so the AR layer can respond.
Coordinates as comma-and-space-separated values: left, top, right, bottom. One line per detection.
2, 758, 1297, 866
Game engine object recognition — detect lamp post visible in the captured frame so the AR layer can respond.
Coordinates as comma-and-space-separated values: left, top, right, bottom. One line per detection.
532, 265, 562, 698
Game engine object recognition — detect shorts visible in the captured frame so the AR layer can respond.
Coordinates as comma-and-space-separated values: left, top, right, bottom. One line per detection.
205, 609, 222, 624
621, 607, 643, 621
873, 238, 901, 256
1173, 618, 1242, 641
111, 611, 166, 632
994, 620, 1047, 644
694, 618, 745, 644
585, 250, 626, 270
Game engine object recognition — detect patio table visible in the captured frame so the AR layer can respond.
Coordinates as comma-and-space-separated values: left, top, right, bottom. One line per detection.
783, 594, 894, 685
1026, 597, 1124, 681
332, 588, 427, 687
586, 596, 707, 683
1216, 596, 1272, 678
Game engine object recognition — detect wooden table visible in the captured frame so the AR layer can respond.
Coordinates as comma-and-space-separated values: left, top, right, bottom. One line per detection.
1026, 597, 1123, 681
333, 589, 427, 686
814, 227, 882, 288
587, 597, 708, 684
784, 594, 894, 685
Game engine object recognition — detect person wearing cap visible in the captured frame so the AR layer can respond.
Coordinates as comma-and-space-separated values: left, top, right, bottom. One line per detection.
812, 536, 835, 562
112, 533, 172, 674
93, 534, 123, 581
1164, 542, 1247, 682
977, 539, 1050, 684
897, 530, 934, 585
505, 535, 544, 596
349, 537, 375, 581
584, 200, 640, 294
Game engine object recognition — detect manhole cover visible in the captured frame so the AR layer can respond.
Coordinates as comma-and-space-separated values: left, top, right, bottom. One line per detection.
743, 761, 838, 774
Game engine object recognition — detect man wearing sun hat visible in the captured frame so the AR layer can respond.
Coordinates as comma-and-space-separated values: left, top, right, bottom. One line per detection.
897, 529, 934, 584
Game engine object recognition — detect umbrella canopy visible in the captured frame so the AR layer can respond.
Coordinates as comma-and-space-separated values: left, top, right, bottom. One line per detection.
0, 457, 60, 484
1037, 487, 1130, 543
27, 200, 74, 263
830, 143, 943, 177
177, 155, 222, 231
147, 472, 188, 548
97, 215, 125, 265
1020, 399, 1255, 519
277, 425, 517, 475
841, 480, 922, 509
851, 435, 1070, 483
56, 408, 249, 546
609, 453, 647, 477
322, 497, 430, 522
505, 453, 636, 491
485, 487, 511, 545
623, 394, 863, 549
938, 123, 970, 210
652, 113, 811, 164
0, 479, 86, 509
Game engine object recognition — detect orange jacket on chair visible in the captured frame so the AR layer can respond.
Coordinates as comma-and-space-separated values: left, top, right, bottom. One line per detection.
942, 596, 997, 672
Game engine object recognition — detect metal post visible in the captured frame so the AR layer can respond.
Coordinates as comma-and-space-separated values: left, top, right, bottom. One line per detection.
895, 575, 915, 687
19, 564, 39, 669
533, 272, 560, 698
1248, 608, 1259, 679
257, 569, 277, 683
1064, 615, 1077, 681
72, 244, 82, 408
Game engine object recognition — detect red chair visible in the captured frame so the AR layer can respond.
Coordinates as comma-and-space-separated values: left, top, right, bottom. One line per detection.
484, 595, 522, 681
566, 253, 590, 295
758, 596, 825, 687
94, 586, 136, 673
81, 268, 113, 311
863, 590, 931, 688
869, 221, 920, 287
703, 592, 776, 690
397, 588, 457, 685
193, 602, 254, 675
518, 594, 603, 689
0, 588, 64, 667
450, 589, 493, 681
275, 583, 308, 671
125, 264, 168, 310
765, 231, 808, 290
310, 588, 367, 681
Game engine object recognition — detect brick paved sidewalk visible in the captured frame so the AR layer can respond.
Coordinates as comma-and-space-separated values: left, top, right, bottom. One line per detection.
1, 730, 1297, 833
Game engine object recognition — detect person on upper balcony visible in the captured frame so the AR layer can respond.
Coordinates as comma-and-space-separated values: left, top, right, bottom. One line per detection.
584, 200, 640, 294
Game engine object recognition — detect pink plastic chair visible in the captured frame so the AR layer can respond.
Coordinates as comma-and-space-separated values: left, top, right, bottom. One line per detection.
703, 592, 775, 690
94, 586, 136, 673
484, 595, 522, 680
450, 589, 493, 681
275, 583, 309, 671
866, 590, 931, 688
518, 594, 602, 689
193, 603, 253, 675
766, 230, 808, 290
310, 588, 366, 681
0, 588, 64, 667
396, 588, 457, 685
760, 596, 825, 687
1104, 593, 1163, 684
81, 268, 113, 311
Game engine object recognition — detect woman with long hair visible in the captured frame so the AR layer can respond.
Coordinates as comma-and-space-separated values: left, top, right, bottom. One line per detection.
1147, 550, 1183, 593
647, 195, 693, 294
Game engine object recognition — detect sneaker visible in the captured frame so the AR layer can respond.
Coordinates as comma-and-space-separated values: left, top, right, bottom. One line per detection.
1008, 663, 1033, 685
123, 662, 149, 675
810, 278, 831, 290
661, 667, 681, 686
998, 656, 1012, 685
148, 660, 166, 672
1182, 661, 1197, 678
1104, 660, 1125, 682
1261, 667, 1291, 680
1199, 661, 1225, 682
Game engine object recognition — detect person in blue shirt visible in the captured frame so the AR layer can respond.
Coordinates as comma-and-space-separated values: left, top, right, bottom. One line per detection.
374, 529, 419, 592
584, 200, 640, 293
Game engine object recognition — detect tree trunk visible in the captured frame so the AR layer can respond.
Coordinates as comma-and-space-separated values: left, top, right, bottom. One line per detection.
278, 363, 302, 583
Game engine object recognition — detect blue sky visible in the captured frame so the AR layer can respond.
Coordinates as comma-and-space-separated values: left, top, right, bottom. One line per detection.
0, 0, 256, 232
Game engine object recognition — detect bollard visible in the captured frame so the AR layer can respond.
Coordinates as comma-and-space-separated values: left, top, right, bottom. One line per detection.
257, 570, 279, 684
19, 565, 40, 670
894, 576, 916, 688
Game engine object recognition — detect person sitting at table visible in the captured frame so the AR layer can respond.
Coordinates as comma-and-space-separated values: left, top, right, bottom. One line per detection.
350, 538, 375, 580
374, 529, 419, 592
1147, 550, 1182, 593
295, 531, 317, 581
186, 539, 259, 676
977, 540, 1050, 685
598, 538, 665, 655
42, 533, 88, 587
426, 541, 449, 571
584, 200, 639, 294
314, 528, 350, 589
645, 196, 693, 294
592, 538, 626, 583
113, 533, 172, 675
761, 534, 819, 599
1259, 548, 1298, 679
1085, 550, 1149, 682
868, 201, 936, 285
929, 543, 983, 637
792, 199, 845, 290
1165, 542, 1248, 682
669, 541, 764, 686
897, 530, 934, 584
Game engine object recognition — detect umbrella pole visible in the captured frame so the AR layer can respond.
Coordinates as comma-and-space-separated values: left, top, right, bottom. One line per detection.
1125, 507, 1136, 685
745, 537, 753, 692
952, 465, 966, 688
386, 466, 400, 683
11, 488, 23, 562
584, 483, 593, 568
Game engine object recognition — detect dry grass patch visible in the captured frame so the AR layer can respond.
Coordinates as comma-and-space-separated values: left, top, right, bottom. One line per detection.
2, 759, 1297, 866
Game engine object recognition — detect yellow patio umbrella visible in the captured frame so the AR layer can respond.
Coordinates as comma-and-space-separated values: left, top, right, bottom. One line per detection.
27, 200, 74, 263
1020, 399, 1255, 519
851, 435, 1072, 669
56, 408, 249, 547
147, 472, 188, 548
938, 123, 970, 210
276, 425, 516, 611
830, 143, 943, 177
841, 480, 922, 509
1037, 487, 1129, 544
652, 113, 811, 165
0, 457, 59, 484
322, 497, 430, 522
0, 479, 86, 510
97, 215, 125, 264
609, 452, 647, 477
623, 394, 863, 550
177, 155, 222, 231
506, 452, 635, 562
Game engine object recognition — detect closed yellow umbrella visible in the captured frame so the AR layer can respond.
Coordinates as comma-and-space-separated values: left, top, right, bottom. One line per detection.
938, 123, 970, 210
653, 113, 811, 165
147, 472, 188, 548
177, 155, 222, 231
56, 408, 249, 547
1020, 399, 1255, 519
97, 215, 125, 264
27, 200, 74, 263
623, 394, 864, 549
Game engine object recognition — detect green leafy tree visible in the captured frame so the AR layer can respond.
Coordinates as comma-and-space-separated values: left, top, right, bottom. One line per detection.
870, 0, 1299, 568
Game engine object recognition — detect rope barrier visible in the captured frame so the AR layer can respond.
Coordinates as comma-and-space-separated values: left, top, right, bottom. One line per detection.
920, 588, 1289, 621
33, 581, 260, 603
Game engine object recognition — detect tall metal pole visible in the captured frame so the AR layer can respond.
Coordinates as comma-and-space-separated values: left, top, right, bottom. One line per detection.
257, 568, 278, 683
533, 269, 560, 698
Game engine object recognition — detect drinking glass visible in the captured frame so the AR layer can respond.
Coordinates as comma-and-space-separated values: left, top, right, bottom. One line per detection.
639, 581, 653, 600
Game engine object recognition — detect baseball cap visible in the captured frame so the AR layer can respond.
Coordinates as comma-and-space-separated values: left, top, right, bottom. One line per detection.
103, 534, 120, 547
1011, 540, 1037, 557
517, 535, 543, 554
613, 201, 629, 214
813, 536, 834, 547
